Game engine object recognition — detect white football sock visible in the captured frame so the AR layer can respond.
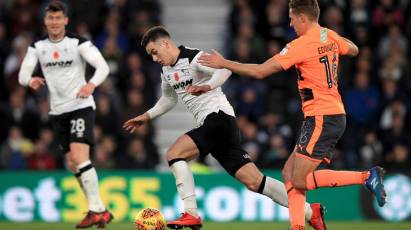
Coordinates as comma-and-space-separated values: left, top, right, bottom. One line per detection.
76, 174, 85, 193
77, 160, 105, 213
169, 160, 198, 217
304, 202, 313, 220
262, 176, 313, 220
75, 168, 86, 194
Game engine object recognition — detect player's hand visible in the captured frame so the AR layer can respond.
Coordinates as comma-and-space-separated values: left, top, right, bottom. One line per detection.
197, 49, 225, 69
186, 85, 212, 96
123, 113, 150, 133
29, 77, 45, 90
76, 83, 96, 99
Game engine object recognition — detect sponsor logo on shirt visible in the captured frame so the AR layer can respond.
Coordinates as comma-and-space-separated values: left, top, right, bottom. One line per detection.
43, 60, 74, 68
173, 79, 193, 90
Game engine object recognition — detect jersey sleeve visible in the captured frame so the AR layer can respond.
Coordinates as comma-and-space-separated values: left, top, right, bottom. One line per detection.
191, 51, 231, 89
335, 35, 350, 55
78, 41, 102, 62
205, 68, 231, 89
192, 51, 216, 74
78, 41, 109, 86
160, 73, 178, 100
18, 46, 38, 86
147, 74, 178, 119
328, 30, 350, 55
273, 38, 308, 70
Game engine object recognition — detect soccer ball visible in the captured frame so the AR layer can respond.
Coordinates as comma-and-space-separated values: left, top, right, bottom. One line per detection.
134, 208, 166, 230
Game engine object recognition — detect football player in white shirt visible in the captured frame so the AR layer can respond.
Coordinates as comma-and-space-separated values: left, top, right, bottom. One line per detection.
123, 26, 325, 230
18, 1, 113, 228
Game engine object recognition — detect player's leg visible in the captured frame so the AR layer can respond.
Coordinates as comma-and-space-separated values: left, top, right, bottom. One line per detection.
285, 115, 336, 230
65, 108, 112, 228
65, 153, 86, 193
304, 166, 387, 208
211, 111, 324, 229
288, 153, 321, 229
305, 168, 369, 190
167, 134, 200, 217
283, 152, 326, 230
52, 110, 87, 192
300, 115, 386, 206
234, 161, 315, 221
169, 113, 232, 229
281, 150, 296, 184
68, 142, 113, 229
304, 164, 386, 207
52, 114, 87, 195
293, 115, 367, 191
68, 143, 105, 213
166, 134, 202, 229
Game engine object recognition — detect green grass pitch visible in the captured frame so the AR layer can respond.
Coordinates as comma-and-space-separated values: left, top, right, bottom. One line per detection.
0, 221, 410, 230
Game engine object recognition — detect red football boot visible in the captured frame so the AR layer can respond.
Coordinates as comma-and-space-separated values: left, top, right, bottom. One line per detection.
308, 203, 327, 230
75, 210, 114, 228
167, 212, 202, 229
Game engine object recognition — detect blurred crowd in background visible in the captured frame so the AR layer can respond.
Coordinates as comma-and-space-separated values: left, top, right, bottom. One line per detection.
0, 0, 410, 174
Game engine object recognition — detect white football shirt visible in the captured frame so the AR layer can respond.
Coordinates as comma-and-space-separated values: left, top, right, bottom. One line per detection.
19, 32, 109, 115
158, 46, 235, 125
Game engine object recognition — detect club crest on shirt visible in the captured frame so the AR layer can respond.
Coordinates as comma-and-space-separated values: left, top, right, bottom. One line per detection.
181, 69, 190, 76
280, 44, 290, 55
174, 72, 180, 81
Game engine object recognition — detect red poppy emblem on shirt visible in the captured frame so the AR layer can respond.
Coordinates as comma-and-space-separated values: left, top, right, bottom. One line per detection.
174, 72, 179, 81
53, 51, 59, 60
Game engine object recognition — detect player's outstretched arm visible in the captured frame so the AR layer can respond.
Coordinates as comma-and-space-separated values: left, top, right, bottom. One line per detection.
123, 112, 150, 133
123, 92, 177, 133
198, 50, 283, 79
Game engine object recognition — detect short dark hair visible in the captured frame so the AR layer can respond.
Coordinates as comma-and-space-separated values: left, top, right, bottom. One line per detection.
289, 0, 320, 21
45, 0, 68, 16
141, 26, 171, 48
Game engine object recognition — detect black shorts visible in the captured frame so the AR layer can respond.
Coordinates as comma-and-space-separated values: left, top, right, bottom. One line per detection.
186, 111, 252, 176
295, 114, 346, 163
50, 107, 95, 154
